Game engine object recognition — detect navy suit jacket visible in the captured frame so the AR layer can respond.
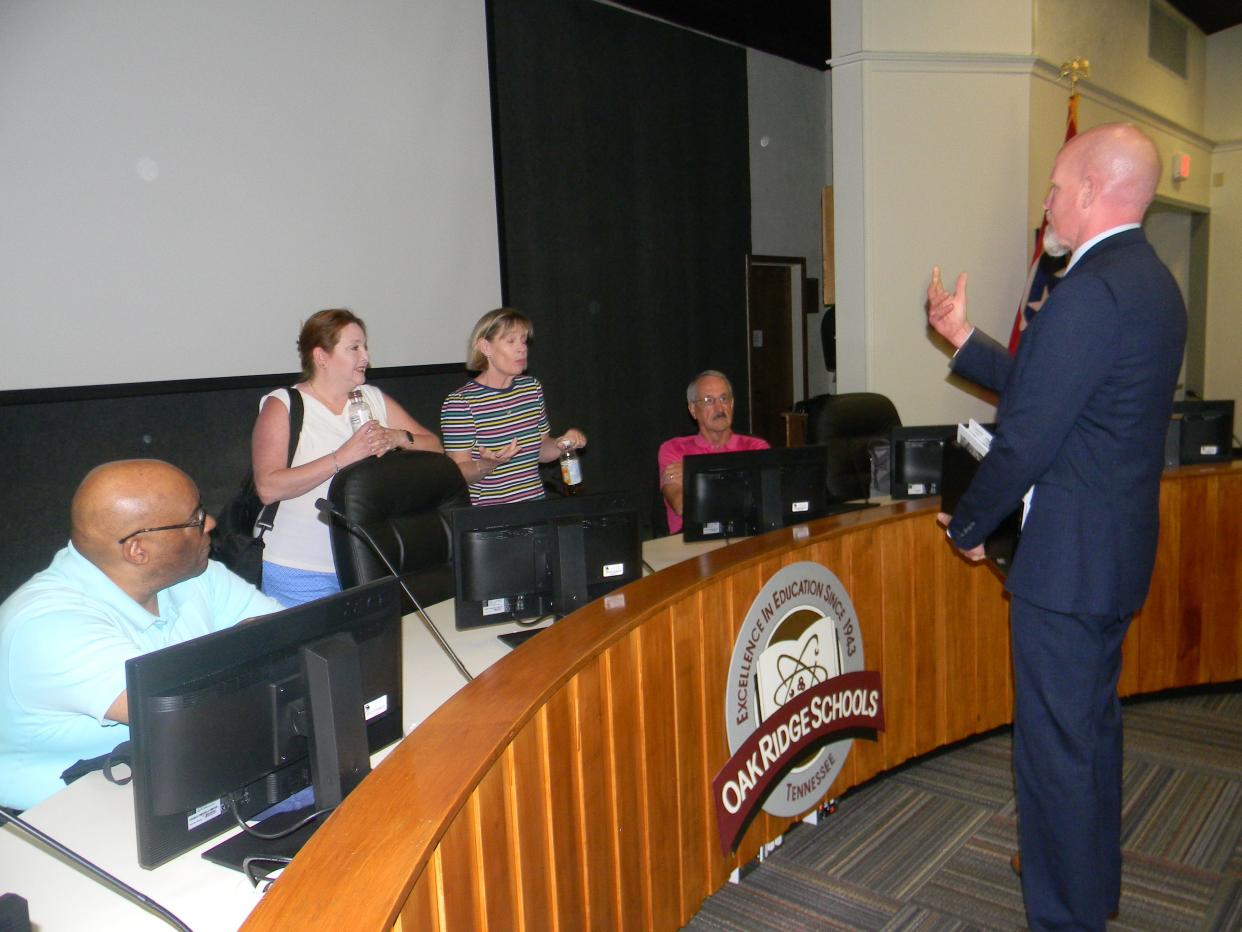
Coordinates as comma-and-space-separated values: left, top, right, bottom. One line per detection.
947, 228, 1186, 616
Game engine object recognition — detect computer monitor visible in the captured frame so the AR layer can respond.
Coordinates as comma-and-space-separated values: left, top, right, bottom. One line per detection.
1172, 400, 1234, 465
125, 577, 403, 869
681, 445, 831, 542
890, 425, 956, 499
444, 492, 642, 630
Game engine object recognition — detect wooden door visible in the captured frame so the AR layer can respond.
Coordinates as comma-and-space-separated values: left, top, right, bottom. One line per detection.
746, 256, 806, 446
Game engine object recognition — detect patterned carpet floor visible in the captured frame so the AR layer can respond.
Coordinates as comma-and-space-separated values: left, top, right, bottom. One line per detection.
687, 687, 1242, 931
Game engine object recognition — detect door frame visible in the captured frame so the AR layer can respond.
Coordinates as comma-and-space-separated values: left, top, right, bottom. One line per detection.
746, 254, 809, 435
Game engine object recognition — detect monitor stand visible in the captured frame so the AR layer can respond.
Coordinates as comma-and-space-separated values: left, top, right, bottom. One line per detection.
496, 626, 551, 650
201, 805, 330, 874
204, 634, 369, 876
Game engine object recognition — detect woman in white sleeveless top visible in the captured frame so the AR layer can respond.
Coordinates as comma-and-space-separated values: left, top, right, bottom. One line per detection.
251, 309, 441, 607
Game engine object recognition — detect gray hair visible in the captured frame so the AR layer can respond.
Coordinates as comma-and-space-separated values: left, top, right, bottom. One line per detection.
686, 370, 732, 404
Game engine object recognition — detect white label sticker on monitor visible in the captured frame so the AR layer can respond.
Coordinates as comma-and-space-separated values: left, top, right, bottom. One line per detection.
602, 562, 625, 578
791, 500, 809, 513
1200, 444, 1219, 455
482, 597, 509, 616
909, 483, 927, 495
364, 694, 389, 721
187, 798, 223, 831
704, 521, 722, 535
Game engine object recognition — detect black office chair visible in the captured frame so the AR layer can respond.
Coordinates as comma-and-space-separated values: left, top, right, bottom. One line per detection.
797, 392, 902, 501
327, 450, 469, 610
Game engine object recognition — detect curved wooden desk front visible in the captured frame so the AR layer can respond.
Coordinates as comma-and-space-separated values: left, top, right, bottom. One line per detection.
244, 463, 1241, 931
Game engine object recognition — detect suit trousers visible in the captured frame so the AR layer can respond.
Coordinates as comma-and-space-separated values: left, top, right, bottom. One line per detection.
1010, 595, 1131, 931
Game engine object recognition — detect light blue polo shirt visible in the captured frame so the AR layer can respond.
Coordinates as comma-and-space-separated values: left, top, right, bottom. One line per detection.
0, 544, 282, 811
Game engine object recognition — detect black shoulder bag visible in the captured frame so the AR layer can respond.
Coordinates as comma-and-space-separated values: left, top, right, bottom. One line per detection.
209, 387, 305, 586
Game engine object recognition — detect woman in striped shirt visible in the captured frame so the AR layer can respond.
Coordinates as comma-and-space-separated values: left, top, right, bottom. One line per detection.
441, 308, 586, 505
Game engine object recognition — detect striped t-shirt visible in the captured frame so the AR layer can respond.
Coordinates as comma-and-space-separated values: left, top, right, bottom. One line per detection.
440, 375, 550, 505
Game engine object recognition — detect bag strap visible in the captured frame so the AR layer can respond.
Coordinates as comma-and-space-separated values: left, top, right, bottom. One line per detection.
255, 386, 306, 533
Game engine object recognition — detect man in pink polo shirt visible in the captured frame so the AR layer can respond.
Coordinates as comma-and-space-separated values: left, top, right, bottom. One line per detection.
658, 370, 770, 535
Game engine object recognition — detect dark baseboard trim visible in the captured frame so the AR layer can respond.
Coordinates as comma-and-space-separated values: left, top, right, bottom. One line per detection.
0, 362, 467, 407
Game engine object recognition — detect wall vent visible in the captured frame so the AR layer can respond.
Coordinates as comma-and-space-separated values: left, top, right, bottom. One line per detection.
1149, 1, 1188, 77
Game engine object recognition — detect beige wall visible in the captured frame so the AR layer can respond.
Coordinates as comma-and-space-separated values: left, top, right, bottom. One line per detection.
1034, 0, 1206, 132
1205, 25, 1242, 139
832, 0, 1238, 426
1204, 26, 1242, 413
832, 1, 1034, 425
1205, 144, 1242, 409
853, 64, 1031, 425
851, 0, 1031, 54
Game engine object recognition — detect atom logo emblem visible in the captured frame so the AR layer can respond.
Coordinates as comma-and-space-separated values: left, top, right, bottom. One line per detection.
773, 636, 827, 701
758, 615, 839, 717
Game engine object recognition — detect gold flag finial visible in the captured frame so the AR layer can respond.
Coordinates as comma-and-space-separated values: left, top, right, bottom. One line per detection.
1060, 58, 1090, 94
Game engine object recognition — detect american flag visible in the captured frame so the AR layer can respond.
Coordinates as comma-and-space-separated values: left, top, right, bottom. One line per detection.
1008, 93, 1078, 354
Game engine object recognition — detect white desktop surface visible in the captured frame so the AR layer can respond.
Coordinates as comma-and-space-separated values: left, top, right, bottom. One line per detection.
1, 773, 268, 931
0, 535, 723, 930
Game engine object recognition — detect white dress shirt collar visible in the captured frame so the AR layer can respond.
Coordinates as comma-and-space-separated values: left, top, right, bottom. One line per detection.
1066, 223, 1141, 273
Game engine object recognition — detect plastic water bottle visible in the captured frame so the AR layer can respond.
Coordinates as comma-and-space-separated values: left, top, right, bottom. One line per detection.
347, 388, 374, 432
559, 440, 582, 491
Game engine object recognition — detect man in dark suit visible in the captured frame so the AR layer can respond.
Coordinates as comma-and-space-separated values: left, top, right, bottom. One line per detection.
926, 123, 1186, 930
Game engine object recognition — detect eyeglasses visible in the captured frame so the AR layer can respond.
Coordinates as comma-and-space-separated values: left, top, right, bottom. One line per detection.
117, 504, 208, 544
695, 393, 734, 407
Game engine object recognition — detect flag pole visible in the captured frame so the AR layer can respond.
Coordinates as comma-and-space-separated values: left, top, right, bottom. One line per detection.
1006, 58, 1089, 354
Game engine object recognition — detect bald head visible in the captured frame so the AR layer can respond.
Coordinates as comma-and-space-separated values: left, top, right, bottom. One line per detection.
1045, 124, 1162, 251
1065, 123, 1161, 218
71, 460, 199, 567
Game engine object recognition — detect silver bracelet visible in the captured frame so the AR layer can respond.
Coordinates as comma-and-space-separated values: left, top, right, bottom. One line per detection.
332, 450, 340, 474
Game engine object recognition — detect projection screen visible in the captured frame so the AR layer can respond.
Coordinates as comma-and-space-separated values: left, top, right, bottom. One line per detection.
0, 0, 502, 392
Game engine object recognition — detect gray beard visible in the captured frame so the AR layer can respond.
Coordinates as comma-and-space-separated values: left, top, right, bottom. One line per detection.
1043, 225, 1071, 257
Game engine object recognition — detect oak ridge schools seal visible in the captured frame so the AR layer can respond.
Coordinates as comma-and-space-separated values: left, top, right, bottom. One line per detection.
712, 561, 884, 853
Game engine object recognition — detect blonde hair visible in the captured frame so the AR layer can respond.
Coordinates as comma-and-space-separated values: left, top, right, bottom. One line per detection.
466, 308, 533, 372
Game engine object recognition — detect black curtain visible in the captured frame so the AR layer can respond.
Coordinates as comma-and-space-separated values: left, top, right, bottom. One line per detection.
490, 0, 751, 533
0, 368, 465, 601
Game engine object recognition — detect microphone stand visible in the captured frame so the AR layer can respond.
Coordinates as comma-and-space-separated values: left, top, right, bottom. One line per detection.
315, 499, 473, 683
0, 808, 192, 932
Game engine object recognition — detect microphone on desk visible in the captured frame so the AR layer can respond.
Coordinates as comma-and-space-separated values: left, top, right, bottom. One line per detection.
314, 498, 473, 684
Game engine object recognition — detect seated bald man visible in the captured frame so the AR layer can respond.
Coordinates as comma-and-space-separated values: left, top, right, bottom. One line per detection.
658, 370, 770, 535
0, 460, 282, 812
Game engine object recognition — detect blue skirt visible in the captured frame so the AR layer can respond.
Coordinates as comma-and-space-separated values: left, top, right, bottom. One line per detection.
261, 561, 340, 608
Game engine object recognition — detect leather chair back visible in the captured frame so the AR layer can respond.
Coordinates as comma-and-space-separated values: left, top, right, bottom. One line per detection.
798, 392, 902, 501
327, 450, 469, 609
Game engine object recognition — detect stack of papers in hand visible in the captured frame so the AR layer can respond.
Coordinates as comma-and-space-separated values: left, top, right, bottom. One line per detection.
956, 419, 993, 460
941, 419, 1021, 575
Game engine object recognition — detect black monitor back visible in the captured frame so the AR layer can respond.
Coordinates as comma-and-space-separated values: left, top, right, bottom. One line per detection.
444, 492, 642, 629
682, 445, 830, 542
890, 424, 957, 499
1172, 400, 1234, 465
125, 577, 402, 868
